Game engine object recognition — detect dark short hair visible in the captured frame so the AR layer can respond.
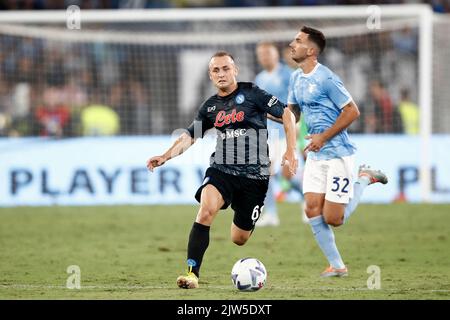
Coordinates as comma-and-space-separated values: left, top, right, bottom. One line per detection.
211, 51, 235, 62
301, 26, 326, 54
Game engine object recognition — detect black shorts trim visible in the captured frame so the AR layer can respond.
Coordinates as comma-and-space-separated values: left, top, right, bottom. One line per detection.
195, 170, 231, 210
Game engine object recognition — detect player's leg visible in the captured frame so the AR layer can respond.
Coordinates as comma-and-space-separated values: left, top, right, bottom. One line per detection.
230, 223, 252, 246
177, 168, 232, 289
191, 184, 225, 269
304, 192, 324, 219
177, 184, 224, 289
318, 156, 361, 276
231, 177, 269, 245
323, 200, 346, 226
322, 155, 355, 227
303, 158, 347, 277
343, 164, 388, 224
305, 193, 346, 274
303, 157, 327, 222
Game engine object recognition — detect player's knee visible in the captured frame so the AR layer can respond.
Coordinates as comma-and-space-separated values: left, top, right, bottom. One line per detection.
232, 238, 247, 246
231, 234, 248, 246
304, 203, 322, 218
324, 215, 344, 227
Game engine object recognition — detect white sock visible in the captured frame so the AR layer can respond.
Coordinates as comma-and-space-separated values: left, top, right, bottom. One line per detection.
343, 177, 370, 224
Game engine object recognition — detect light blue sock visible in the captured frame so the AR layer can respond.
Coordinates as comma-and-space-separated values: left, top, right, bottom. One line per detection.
309, 215, 345, 269
264, 176, 277, 217
343, 177, 370, 224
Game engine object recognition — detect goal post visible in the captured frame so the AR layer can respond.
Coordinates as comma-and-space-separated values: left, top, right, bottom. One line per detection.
418, 6, 433, 202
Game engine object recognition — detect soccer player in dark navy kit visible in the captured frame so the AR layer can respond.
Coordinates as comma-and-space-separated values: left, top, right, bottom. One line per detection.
147, 51, 298, 289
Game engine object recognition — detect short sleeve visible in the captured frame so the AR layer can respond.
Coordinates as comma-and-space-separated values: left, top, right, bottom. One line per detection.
253, 85, 286, 118
186, 105, 213, 138
325, 74, 353, 109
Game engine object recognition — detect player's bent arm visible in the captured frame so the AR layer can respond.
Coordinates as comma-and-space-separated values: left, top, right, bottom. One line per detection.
282, 107, 297, 153
267, 104, 301, 124
288, 104, 301, 123
304, 101, 359, 153
147, 132, 195, 171
321, 101, 360, 142
267, 113, 283, 124
281, 107, 298, 176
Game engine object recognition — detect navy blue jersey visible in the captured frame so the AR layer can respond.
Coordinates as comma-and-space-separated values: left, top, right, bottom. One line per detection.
187, 82, 286, 180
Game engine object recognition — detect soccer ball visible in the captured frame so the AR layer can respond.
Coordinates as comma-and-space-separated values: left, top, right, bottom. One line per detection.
231, 257, 267, 291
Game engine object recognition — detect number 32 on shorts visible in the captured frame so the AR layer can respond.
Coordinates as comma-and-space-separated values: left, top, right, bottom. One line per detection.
331, 177, 350, 193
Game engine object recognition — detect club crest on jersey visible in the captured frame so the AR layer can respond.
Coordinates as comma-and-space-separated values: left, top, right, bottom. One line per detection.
214, 109, 245, 128
235, 93, 245, 104
308, 83, 317, 94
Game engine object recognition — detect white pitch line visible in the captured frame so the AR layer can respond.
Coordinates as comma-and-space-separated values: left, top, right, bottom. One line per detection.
0, 285, 169, 290
0, 284, 449, 293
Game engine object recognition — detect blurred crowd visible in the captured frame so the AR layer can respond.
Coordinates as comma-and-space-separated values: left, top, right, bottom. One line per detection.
0, 38, 154, 137
319, 27, 420, 135
0, 0, 428, 137
0, 0, 449, 12
0, 28, 420, 138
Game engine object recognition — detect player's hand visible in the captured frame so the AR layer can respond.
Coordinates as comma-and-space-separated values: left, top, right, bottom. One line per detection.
146, 156, 166, 172
304, 133, 326, 153
281, 149, 298, 178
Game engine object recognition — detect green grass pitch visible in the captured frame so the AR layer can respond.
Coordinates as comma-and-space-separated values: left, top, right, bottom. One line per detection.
0, 203, 449, 299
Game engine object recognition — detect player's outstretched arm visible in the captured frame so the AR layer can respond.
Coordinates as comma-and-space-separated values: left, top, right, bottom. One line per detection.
146, 132, 195, 172
304, 101, 360, 153
281, 107, 298, 177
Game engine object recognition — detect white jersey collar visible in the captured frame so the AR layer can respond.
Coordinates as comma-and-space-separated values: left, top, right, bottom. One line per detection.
301, 62, 320, 78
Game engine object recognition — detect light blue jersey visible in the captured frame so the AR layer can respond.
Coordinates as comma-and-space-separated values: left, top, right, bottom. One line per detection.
255, 63, 292, 139
288, 63, 356, 160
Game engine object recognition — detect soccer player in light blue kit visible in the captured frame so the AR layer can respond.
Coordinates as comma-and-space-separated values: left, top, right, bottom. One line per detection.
287, 26, 388, 277
254, 41, 294, 227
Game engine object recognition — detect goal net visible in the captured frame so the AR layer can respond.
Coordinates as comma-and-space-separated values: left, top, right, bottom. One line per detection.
0, 5, 445, 200
0, 6, 439, 135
